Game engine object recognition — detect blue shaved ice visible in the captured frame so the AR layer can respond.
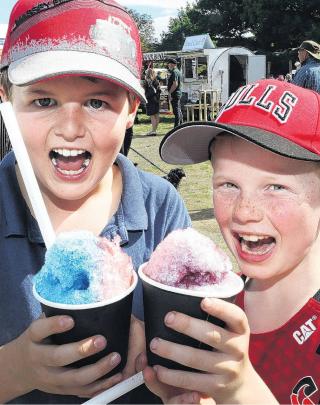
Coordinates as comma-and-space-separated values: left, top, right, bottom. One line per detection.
34, 231, 133, 305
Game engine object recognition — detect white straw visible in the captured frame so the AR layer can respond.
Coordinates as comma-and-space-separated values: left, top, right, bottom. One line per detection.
83, 372, 144, 404
0, 102, 55, 248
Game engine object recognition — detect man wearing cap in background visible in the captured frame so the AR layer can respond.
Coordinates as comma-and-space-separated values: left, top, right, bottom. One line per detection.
167, 58, 183, 127
292, 40, 320, 93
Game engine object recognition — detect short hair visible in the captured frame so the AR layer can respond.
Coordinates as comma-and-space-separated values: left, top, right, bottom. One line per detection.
0, 68, 12, 100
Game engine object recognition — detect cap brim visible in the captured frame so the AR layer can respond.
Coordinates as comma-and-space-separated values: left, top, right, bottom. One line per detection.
8, 50, 146, 102
160, 121, 320, 164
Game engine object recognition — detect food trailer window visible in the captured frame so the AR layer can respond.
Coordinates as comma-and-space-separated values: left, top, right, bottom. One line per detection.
185, 58, 196, 79
184, 57, 208, 80
197, 57, 208, 79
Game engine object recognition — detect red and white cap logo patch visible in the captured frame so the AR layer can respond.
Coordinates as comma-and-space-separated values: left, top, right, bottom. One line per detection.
1, 0, 145, 100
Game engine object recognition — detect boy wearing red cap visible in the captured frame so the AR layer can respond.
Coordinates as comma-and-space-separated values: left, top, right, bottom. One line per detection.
140, 80, 320, 404
0, 0, 190, 403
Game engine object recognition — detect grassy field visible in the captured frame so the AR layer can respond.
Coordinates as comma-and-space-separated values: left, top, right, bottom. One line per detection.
128, 112, 238, 269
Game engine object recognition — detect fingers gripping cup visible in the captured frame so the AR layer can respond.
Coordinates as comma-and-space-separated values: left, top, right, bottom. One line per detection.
139, 228, 244, 371
33, 231, 138, 375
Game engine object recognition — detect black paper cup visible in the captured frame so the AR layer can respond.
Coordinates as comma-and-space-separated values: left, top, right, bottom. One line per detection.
33, 271, 138, 374
138, 264, 243, 371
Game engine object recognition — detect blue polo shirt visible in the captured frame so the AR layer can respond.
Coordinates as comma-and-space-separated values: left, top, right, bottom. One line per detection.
0, 151, 191, 403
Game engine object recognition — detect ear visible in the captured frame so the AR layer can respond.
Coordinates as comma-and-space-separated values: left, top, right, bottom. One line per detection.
126, 98, 140, 129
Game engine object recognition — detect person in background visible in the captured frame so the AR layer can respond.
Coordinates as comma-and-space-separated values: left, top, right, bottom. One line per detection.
120, 127, 133, 157
292, 40, 320, 93
167, 58, 183, 128
143, 68, 161, 136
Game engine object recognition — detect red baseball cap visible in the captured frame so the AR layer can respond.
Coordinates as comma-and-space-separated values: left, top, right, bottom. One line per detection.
1, 0, 146, 101
160, 79, 320, 164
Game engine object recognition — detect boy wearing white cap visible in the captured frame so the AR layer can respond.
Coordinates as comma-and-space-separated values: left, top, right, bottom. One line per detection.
0, 0, 190, 403
140, 80, 320, 404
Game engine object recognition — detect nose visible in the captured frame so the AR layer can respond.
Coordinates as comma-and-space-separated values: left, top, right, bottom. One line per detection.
54, 104, 86, 141
233, 195, 264, 224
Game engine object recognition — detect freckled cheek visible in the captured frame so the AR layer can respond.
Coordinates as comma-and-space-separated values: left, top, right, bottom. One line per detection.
213, 193, 235, 225
263, 199, 290, 219
265, 199, 313, 233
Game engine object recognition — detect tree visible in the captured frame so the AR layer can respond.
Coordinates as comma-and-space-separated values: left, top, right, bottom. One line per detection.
242, 0, 320, 52
157, 6, 194, 51
189, 0, 252, 46
158, 0, 255, 51
126, 8, 158, 52
158, 0, 320, 53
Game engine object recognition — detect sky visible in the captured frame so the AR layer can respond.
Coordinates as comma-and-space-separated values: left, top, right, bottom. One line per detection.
0, 0, 194, 39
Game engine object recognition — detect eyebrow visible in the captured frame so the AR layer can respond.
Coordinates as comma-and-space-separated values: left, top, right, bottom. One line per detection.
23, 88, 114, 98
24, 88, 54, 96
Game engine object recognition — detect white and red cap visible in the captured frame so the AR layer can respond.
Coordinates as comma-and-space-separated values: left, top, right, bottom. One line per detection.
160, 79, 320, 164
1, 0, 146, 101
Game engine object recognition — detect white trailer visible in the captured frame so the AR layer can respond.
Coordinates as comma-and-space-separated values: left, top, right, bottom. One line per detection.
180, 43, 266, 105
143, 35, 266, 118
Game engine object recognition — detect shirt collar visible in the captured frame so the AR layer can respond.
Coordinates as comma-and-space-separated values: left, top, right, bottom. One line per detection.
1, 152, 148, 243
114, 153, 148, 231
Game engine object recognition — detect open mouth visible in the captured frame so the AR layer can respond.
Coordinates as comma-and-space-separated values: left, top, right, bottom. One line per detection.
49, 148, 91, 176
237, 233, 276, 256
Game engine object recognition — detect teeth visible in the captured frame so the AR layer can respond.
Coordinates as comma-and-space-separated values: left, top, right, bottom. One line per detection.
240, 240, 274, 255
83, 159, 90, 167
238, 234, 269, 242
57, 167, 85, 175
53, 148, 86, 157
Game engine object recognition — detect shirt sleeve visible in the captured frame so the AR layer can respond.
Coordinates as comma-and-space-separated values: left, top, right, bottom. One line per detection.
155, 183, 191, 239
292, 67, 306, 87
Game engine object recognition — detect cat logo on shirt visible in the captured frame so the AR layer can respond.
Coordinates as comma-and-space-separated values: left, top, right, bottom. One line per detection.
291, 376, 318, 405
293, 316, 317, 345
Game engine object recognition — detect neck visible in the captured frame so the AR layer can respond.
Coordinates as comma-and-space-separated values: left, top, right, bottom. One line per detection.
18, 165, 122, 236
245, 241, 320, 332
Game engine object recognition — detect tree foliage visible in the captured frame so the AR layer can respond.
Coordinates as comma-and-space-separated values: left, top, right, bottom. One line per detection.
157, 6, 194, 51
242, 0, 320, 51
157, 0, 320, 53
126, 8, 157, 52
126, 0, 320, 75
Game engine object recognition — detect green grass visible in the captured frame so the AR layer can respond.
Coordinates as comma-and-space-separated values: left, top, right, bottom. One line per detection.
128, 113, 238, 270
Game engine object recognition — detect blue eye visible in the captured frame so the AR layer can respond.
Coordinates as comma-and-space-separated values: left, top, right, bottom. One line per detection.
35, 98, 55, 107
224, 182, 237, 189
269, 184, 285, 191
88, 99, 105, 109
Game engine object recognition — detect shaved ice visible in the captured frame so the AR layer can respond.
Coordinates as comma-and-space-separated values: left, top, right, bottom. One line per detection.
143, 228, 236, 294
34, 231, 133, 305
